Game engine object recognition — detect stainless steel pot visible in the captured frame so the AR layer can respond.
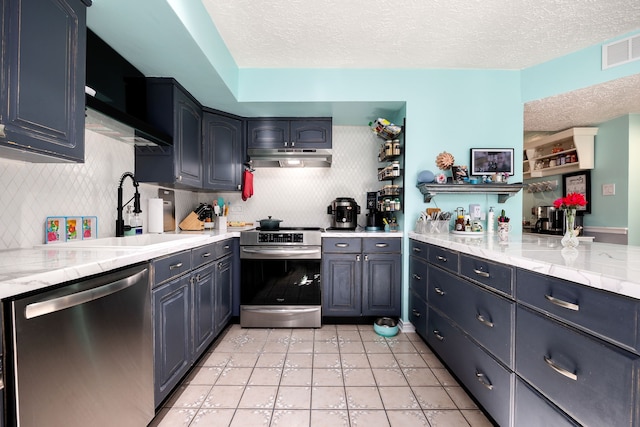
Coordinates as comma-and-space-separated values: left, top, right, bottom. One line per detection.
257, 216, 283, 230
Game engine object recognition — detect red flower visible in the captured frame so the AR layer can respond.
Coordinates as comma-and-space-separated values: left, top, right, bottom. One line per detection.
553, 192, 587, 209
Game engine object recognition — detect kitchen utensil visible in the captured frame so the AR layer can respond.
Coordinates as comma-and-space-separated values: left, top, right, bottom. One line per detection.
257, 216, 283, 230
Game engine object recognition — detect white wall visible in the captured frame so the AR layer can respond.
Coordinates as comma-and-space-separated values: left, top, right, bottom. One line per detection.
0, 125, 382, 249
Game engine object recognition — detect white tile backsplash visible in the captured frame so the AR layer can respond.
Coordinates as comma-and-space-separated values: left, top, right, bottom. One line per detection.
0, 125, 390, 249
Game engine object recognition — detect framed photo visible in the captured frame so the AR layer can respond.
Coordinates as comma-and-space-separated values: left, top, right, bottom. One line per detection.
563, 171, 591, 214
469, 148, 514, 176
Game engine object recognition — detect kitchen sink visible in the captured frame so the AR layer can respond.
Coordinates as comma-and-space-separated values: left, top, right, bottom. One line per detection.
40, 234, 209, 249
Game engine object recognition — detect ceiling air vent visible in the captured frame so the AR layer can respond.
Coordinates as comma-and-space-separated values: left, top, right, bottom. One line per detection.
602, 34, 640, 69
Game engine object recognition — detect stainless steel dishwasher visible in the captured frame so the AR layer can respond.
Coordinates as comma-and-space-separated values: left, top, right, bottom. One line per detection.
7, 263, 153, 427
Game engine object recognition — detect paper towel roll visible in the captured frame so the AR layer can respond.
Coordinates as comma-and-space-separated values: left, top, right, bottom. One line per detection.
148, 198, 164, 233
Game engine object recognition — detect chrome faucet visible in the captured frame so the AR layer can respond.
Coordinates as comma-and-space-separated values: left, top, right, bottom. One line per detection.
116, 172, 141, 237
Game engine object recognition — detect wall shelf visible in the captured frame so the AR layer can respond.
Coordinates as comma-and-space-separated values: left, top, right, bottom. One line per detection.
417, 182, 524, 203
524, 127, 597, 178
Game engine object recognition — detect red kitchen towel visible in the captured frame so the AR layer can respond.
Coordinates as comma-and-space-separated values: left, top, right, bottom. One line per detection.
242, 169, 254, 201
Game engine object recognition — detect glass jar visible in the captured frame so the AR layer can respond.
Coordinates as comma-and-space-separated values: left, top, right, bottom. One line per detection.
391, 161, 400, 176
392, 140, 401, 155
385, 140, 393, 157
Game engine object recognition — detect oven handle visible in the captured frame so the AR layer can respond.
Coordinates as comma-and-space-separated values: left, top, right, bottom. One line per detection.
241, 248, 321, 256
242, 307, 320, 314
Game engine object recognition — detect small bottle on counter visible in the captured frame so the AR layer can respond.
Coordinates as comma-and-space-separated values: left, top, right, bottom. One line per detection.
487, 207, 495, 234
132, 211, 143, 235
124, 206, 135, 236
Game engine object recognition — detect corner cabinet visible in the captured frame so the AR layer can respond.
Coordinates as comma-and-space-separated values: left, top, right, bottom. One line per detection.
0, 0, 91, 163
247, 118, 332, 149
322, 237, 401, 318
524, 127, 597, 178
202, 110, 245, 191
135, 78, 203, 189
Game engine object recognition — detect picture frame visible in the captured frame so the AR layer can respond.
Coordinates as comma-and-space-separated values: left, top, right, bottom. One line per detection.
469, 148, 514, 176
563, 170, 591, 214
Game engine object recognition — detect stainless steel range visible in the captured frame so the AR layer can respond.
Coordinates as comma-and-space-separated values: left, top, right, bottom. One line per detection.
240, 227, 322, 328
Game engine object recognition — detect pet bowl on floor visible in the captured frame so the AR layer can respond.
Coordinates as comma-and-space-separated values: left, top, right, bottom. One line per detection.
373, 317, 399, 337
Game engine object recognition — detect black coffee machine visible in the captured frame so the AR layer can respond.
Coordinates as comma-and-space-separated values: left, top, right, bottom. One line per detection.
327, 197, 361, 229
365, 192, 384, 231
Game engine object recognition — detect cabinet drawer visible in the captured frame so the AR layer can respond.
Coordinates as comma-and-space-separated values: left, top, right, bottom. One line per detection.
516, 306, 640, 427
152, 250, 192, 286
363, 238, 400, 253
516, 269, 640, 353
322, 237, 361, 253
515, 378, 579, 427
409, 256, 428, 301
460, 254, 513, 296
192, 243, 217, 269
409, 239, 429, 259
429, 266, 514, 367
214, 239, 233, 259
409, 289, 427, 339
427, 245, 458, 273
427, 309, 511, 427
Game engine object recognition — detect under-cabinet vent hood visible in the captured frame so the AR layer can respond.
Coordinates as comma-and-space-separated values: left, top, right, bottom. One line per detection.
85, 29, 172, 146
247, 148, 332, 168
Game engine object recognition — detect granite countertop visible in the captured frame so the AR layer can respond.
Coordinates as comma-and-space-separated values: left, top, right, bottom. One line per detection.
410, 231, 640, 300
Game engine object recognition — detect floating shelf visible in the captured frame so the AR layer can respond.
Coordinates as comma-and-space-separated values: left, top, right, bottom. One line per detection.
417, 182, 524, 203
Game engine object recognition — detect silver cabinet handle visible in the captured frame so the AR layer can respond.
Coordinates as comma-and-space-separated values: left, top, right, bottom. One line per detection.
433, 330, 444, 341
364, 255, 369, 261
434, 287, 445, 296
224, 245, 230, 249
436, 255, 447, 262
412, 247, 422, 253
544, 294, 580, 311
544, 356, 578, 381
412, 309, 421, 318
475, 372, 494, 390
412, 273, 422, 280
336, 243, 349, 248
169, 262, 184, 270
218, 262, 229, 270
473, 268, 490, 278
375, 243, 389, 248
476, 313, 494, 328
201, 252, 212, 258
356, 255, 361, 262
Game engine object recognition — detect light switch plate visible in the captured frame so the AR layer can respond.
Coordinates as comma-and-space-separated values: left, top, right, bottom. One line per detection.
602, 183, 615, 196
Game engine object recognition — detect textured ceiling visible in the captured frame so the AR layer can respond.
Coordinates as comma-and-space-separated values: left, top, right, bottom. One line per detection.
202, 0, 640, 69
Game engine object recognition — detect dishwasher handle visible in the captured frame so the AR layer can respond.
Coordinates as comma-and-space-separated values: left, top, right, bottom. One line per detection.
24, 269, 147, 319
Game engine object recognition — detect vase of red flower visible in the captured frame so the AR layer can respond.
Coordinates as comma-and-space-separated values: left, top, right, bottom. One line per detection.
553, 192, 587, 249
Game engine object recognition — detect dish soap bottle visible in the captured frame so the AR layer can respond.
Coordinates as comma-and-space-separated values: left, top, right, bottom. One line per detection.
132, 211, 143, 235
487, 207, 495, 234
124, 206, 135, 236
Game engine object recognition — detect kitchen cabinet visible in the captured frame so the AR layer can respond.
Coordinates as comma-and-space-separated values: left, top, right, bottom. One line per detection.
0, 0, 91, 163
408, 240, 429, 338
135, 78, 203, 188
202, 110, 244, 191
322, 237, 401, 318
152, 239, 234, 407
523, 127, 597, 178
247, 118, 332, 149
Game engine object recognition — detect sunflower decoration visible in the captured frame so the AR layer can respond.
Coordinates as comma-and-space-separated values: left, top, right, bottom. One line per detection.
435, 151, 455, 170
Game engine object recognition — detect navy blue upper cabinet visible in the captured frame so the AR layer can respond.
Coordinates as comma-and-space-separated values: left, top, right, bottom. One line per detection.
135, 79, 203, 188
0, 0, 90, 162
202, 110, 244, 191
247, 118, 331, 149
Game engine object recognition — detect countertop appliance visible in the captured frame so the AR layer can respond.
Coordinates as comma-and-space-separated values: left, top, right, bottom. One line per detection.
532, 205, 583, 235
327, 197, 360, 230
240, 227, 322, 328
6, 263, 153, 427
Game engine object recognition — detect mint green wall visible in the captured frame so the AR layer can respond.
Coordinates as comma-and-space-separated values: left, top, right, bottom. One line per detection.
629, 115, 640, 245
590, 116, 630, 228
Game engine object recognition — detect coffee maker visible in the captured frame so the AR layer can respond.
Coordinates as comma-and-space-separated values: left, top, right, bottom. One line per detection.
365, 192, 384, 231
327, 197, 361, 229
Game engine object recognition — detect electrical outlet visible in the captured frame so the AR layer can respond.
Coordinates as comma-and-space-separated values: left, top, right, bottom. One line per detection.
602, 184, 616, 196
231, 205, 243, 212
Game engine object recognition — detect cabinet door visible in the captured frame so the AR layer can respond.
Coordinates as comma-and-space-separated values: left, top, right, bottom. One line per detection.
192, 263, 215, 359
0, 0, 88, 162
247, 119, 289, 149
290, 119, 331, 149
203, 112, 243, 191
409, 289, 427, 339
215, 255, 233, 333
409, 255, 428, 302
515, 378, 579, 427
153, 274, 191, 407
173, 87, 203, 187
362, 252, 401, 317
322, 253, 361, 316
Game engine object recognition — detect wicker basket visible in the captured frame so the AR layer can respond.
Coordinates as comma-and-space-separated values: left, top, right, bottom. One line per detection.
179, 211, 204, 231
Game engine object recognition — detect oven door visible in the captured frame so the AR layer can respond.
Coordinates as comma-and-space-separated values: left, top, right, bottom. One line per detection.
240, 246, 321, 328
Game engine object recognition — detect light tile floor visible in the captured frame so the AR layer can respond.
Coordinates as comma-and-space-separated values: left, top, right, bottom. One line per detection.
149, 324, 494, 427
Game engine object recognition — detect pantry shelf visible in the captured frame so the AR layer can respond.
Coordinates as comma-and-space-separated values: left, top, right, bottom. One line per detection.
417, 183, 524, 203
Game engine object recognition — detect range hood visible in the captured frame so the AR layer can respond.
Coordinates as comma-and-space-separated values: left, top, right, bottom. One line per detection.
85, 29, 172, 146
247, 148, 332, 168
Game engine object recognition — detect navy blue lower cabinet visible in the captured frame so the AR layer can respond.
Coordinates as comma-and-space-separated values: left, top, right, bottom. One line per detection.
516, 306, 640, 427
214, 255, 233, 334
409, 289, 427, 339
192, 262, 216, 358
515, 378, 579, 427
322, 252, 362, 316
